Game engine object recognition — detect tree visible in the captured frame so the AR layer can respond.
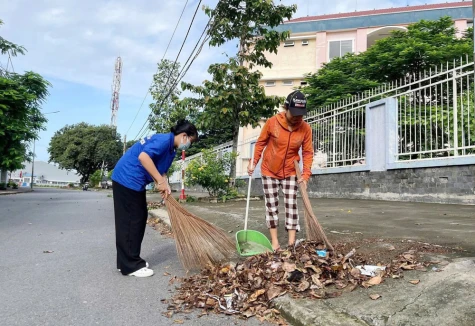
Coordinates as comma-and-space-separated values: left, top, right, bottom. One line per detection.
48, 123, 122, 183
362, 17, 473, 83
181, 0, 296, 178
182, 58, 282, 178
0, 19, 26, 58
149, 59, 193, 133
0, 20, 50, 176
304, 17, 473, 108
304, 54, 379, 108
204, 0, 296, 68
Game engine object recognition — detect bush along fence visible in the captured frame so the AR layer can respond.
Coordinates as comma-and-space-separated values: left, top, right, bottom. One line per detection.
170, 58, 475, 204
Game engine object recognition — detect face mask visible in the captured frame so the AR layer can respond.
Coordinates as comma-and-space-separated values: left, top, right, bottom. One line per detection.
177, 137, 191, 151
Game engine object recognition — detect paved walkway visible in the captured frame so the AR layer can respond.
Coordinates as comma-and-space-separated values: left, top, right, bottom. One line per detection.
149, 194, 475, 326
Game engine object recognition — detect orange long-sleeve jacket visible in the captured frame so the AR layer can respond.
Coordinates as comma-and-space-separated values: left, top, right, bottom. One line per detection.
252, 112, 314, 180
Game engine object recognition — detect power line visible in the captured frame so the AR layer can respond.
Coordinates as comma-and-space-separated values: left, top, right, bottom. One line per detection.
124, 0, 191, 136
8, 51, 15, 73
133, 0, 205, 141
134, 20, 211, 141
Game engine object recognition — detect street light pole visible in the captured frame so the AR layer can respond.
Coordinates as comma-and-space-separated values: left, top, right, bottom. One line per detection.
30, 111, 60, 190
30, 139, 35, 189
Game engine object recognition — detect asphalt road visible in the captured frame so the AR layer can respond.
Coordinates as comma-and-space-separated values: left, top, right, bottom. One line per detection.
0, 188, 269, 326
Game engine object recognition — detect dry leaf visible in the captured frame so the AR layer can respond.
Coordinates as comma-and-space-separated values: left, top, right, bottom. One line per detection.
282, 262, 296, 273
350, 268, 361, 277
249, 289, 266, 302
43, 250, 54, 253
369, 294, 381, 300
163, 272, 171, 276
368, 275, 382, 286
163, 311, 173, 318
173, 320, 184, 324
403, 254, 415, 261
242, 309, 255, 318
311, 275, 323, 289
401, 264, 416, 270
267, 285, 283, 301
296, 280, 310, 292
409, 280, 420, 285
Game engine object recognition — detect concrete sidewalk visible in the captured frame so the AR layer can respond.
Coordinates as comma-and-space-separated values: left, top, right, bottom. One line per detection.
149, 195, 475, 325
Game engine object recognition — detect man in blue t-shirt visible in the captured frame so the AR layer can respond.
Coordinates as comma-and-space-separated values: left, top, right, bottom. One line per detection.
111, 120, 198, 278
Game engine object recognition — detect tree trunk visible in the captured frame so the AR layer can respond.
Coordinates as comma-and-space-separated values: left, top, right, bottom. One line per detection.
229, 118, 240, 181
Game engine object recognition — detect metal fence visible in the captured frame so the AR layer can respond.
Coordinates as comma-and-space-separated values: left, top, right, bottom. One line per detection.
393, 59, 475, 160
174, 57, 475, 179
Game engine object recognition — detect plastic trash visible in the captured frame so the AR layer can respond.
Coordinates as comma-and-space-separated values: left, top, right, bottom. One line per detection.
356, 265, 386, 277
316, 249, 327, 257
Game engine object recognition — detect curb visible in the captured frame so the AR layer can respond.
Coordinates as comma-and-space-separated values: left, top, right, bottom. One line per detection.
148, 208, 171, 227
273, 296, 368, 326
0, 189, 33, 196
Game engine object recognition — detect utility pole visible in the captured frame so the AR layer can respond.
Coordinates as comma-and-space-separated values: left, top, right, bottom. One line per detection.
123, 135, 127, 155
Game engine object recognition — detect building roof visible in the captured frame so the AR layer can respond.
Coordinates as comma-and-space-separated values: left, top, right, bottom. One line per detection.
272, 1, 472, 34
286, 1, 472, 24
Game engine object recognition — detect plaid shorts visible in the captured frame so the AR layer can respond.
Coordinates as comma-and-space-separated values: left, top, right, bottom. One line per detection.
262, 175, 300, 231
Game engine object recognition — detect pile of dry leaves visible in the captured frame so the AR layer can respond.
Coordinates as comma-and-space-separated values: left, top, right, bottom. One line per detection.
147, 201, 164, 210
164, 241, 441, 324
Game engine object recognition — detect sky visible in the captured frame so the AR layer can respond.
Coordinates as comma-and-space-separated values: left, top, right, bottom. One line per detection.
0, 0, 463, 161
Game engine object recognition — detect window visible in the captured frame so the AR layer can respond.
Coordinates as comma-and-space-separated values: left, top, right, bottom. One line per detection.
301, 40, 309, 46
265, 81, 276, 87
283, 80, 293, 86
329, 40, 353, 60
300, 81, 308, 86
284, 41, 295, 47
250, 142, 256, 159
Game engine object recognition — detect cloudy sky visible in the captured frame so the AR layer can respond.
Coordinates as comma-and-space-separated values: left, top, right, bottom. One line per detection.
0, 0, 462, 161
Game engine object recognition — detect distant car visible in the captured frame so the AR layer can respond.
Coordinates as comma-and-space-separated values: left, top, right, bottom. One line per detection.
101, 179, 112, 189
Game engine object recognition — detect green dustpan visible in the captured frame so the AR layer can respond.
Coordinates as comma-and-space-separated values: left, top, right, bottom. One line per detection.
235, 155, 273, 257
236, 229, 272, 256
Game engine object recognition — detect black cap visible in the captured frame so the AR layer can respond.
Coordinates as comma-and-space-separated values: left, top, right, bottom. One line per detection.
285, 90, 307, 116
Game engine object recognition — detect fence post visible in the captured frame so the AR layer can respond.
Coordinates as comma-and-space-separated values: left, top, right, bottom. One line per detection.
452, 71, 459, 156
332, 115, 337, 167
366, 98, 398, 171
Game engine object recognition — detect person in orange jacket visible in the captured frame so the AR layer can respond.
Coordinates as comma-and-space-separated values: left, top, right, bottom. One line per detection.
247, 90, 313, 251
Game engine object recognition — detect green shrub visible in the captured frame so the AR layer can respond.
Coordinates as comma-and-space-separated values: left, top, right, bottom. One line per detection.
89, 170, 102, 187
12, 183, 18, 189
0, 182, 6, 190
186, 149, 237, 197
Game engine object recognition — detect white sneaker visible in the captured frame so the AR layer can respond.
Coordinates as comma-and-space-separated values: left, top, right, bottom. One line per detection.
118, 262, 148, 272
128, 267, 154, 277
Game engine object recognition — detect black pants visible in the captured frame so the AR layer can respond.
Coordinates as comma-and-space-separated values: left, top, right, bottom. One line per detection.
112, 181, 148, 275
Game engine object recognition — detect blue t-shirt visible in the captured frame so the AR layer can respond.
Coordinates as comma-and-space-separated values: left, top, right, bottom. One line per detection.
112, 133, 176, 191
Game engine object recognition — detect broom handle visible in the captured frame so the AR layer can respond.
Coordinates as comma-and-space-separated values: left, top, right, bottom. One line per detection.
244, 150, 255, 231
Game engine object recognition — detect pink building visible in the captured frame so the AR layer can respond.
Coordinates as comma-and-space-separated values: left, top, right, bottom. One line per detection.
236, 1, 473, 177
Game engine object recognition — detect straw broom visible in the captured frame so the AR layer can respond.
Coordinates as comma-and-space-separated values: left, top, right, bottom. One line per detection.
164, 195, 235, 270
294, 161, 334, 251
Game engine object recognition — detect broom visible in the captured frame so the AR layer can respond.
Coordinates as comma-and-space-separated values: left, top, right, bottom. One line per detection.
164, 195, 236, 270
294, 160, 334, 251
